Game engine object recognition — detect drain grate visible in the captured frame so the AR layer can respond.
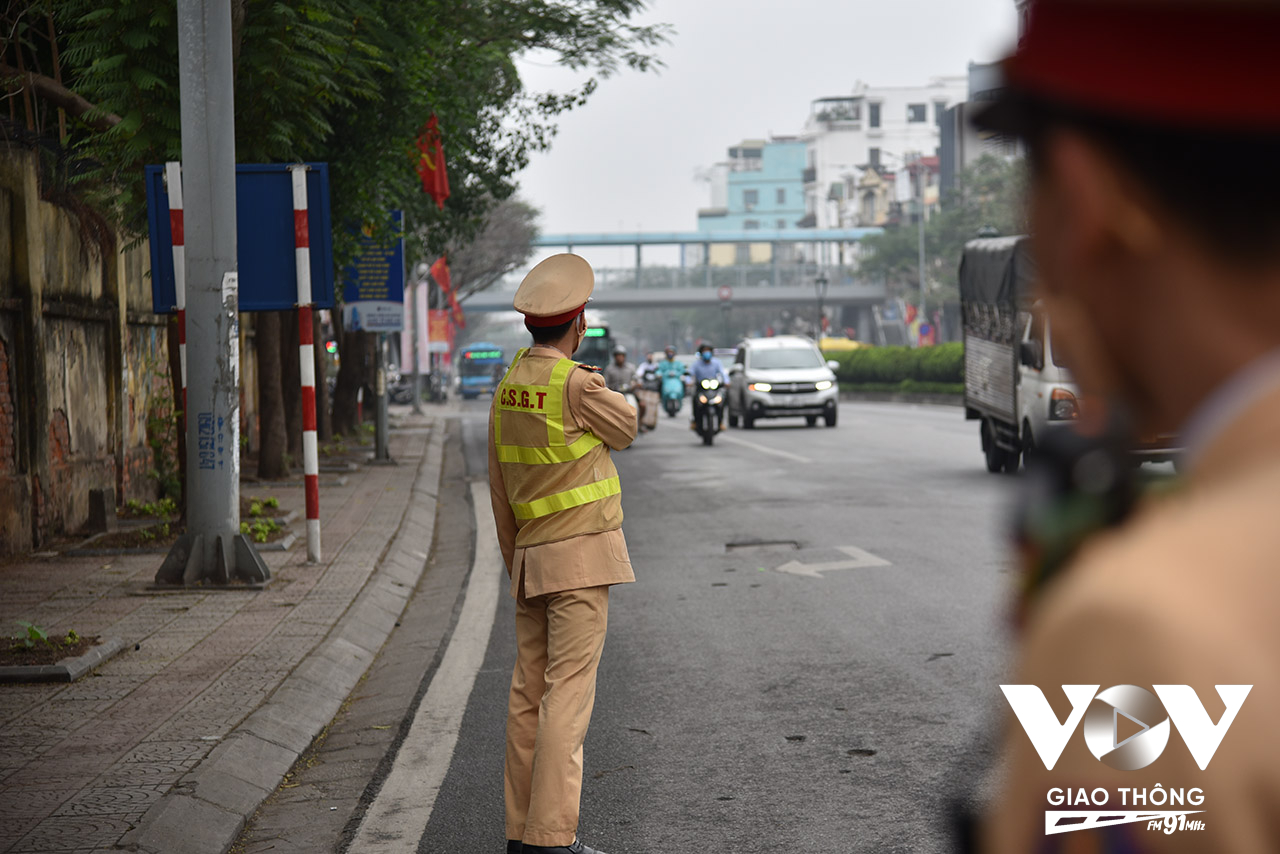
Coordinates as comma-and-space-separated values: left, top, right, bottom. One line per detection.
724, 540, 799, 554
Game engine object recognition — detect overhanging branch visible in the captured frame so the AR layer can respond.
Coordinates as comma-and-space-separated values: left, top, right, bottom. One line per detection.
1, 64, 122, 132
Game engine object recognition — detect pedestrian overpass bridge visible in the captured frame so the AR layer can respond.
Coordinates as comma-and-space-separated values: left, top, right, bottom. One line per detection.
460, 228, 887, 313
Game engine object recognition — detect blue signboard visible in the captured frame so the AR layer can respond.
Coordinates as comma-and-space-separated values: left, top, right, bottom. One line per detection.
341, 210, 405, 333
145, 163, 336, 313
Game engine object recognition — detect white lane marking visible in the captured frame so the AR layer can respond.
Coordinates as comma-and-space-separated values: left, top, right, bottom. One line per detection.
775, 545, 892, 578
349, 481, 502, 852
718, 434, 812, 464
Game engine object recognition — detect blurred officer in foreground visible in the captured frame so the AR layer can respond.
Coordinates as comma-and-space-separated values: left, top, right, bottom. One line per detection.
489, 254, 636, 854
975, 1, 1280, 851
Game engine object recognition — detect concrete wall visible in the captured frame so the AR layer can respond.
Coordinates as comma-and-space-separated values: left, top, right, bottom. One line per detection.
0, 145, 174, 554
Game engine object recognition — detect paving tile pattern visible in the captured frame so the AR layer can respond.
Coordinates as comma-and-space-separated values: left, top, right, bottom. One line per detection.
0, 418, 436, 854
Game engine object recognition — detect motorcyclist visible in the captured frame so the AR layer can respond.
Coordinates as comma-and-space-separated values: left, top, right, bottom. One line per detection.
633, 352, 660, 433
688, 343, 728, 432
655, 346, 684, 383
603, 345, 635, 393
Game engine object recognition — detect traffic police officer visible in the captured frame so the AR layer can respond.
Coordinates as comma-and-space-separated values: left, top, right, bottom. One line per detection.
488, 254, 636, 854
973, 1, 1280, 851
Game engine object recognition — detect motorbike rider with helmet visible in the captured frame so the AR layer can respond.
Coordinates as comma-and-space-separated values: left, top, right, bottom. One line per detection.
688, 343, 728, 432
603, 345, 635, 393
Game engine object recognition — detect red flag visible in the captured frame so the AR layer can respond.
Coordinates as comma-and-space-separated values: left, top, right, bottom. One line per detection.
416, 115, 450, 209
430, 256, 466, 329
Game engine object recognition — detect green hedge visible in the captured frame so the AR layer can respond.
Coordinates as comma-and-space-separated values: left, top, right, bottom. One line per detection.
827, 342, 964, 385
838, 380, 964, 395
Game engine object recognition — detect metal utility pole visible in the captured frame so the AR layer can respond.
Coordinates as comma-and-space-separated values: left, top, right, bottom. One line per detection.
814, 274, 829, 340
410, 277, 423, 415
157, 0, 269, 586
373, 334, 391, 462
917, 168, 927, 330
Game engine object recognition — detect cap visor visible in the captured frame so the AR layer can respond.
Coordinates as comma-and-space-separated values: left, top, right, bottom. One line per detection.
970, 91, 1030, 136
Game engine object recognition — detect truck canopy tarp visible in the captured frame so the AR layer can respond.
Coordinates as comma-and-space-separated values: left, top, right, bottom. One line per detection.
958, 236, 1036, 310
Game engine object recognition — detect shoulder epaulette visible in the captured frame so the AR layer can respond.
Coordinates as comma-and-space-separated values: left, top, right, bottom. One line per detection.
576, 363, 602, 373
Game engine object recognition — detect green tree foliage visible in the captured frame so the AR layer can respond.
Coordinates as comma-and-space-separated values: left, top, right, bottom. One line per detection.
858, 155, 1028, 311
47, 0, 668, 259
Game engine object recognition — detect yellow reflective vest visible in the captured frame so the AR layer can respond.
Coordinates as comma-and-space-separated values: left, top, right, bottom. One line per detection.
494, 349, 623, 546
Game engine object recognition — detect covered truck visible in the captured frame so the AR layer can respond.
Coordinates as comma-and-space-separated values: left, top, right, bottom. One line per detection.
960, 236, 1179, 472
960, 236, 1081, 473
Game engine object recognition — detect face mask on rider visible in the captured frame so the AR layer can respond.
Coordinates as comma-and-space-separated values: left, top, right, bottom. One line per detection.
700, 351, 712, 362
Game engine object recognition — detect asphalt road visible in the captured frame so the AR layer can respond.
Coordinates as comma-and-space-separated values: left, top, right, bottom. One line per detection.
427, 398, 1015, 853
237, 398, 1021, 854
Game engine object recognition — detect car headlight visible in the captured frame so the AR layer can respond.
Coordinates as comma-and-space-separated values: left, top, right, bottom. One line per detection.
749, 382, 771, 392
815, 380, 833, 391
1050, 388, 1079, 420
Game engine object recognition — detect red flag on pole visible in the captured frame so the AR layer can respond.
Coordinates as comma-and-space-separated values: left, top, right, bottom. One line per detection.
430, 256, 466, 329
416, 115, 450, 209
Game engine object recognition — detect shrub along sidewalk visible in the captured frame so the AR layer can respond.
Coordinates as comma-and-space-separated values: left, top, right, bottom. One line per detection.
827, 341, 964, 387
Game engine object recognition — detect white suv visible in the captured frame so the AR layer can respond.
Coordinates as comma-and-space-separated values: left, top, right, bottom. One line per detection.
728, 336, 840, 428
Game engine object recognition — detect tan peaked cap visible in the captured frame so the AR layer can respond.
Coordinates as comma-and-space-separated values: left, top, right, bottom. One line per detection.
513, 254, 595, 326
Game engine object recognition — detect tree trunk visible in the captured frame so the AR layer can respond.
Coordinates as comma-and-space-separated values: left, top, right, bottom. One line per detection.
166, 316, 187, 525
314, 309, 332, 441
256, 312, 290, 479
280, 310, 302, 461
331, 327, 366, 436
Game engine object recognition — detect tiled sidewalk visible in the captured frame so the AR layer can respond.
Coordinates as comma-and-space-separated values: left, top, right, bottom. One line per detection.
0, 413, 445, 854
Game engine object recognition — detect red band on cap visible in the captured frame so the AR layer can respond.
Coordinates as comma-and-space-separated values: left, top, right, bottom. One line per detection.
1008, 1, 1280, 130
523, 304, 586, 327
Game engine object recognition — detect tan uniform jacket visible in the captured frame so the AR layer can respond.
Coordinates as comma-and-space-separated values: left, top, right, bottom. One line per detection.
984, 384, 1280, 853
489, 349, 638, 599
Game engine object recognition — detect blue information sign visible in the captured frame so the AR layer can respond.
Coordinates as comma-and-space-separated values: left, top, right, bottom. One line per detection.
145, 163, 336, 313
341, 210, 405, 333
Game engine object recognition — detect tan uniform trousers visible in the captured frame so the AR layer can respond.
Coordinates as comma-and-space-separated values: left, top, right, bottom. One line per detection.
504, 583, 609, 847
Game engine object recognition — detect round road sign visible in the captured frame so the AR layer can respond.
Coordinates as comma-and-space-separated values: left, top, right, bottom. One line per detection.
718, 285, 733, 302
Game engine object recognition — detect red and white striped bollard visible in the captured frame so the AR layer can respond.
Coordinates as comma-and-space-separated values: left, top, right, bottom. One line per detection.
164, 162, 187, 422
289, 164, 322, 562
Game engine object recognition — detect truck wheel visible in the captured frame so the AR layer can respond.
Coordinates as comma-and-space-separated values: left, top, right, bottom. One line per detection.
982, 422, 1003, 474
1001, 446, 1022, 474
1021, 422, 1037, 468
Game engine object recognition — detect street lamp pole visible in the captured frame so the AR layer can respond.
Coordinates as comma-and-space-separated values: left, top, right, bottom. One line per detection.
814, 274, 829, 340
916, 163, 927, 333
410, 263, 427, 415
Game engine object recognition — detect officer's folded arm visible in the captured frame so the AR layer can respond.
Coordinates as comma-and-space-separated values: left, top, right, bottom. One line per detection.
574, 369, 638, 451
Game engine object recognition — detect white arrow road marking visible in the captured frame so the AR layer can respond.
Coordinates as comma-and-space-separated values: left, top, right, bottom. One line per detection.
349, 481, 503, 852
774, 545, 892, 578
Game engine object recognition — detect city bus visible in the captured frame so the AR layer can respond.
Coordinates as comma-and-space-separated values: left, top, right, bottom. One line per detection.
458, 343, 505, 399
575, 321, 614, 369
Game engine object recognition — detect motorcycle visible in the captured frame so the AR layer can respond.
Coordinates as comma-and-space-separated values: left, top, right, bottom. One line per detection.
661, 372, 685, 417
694, 378, 725, 446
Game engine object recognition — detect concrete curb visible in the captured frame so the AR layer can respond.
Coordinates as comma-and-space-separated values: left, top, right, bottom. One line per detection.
840, 390, 963, 407
0, 636, 127, 683
121, 422, 447, 854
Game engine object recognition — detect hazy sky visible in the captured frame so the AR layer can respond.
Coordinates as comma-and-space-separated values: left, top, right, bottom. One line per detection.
514, 0, 1020, 265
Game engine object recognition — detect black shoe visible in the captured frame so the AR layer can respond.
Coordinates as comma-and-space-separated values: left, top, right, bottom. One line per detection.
508, 842, 523, 854
523, 840, 605, 854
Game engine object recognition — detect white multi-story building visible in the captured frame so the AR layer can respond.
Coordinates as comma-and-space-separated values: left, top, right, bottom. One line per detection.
799, 76, 967, 229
